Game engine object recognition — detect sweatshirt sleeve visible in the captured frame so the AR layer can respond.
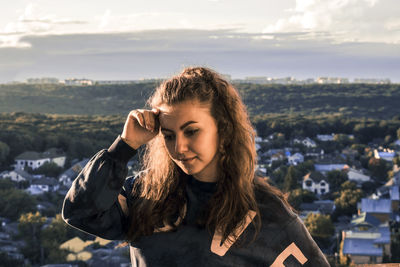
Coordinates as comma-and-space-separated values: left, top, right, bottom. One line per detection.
270, 216, 330, 267
62, 136, 137, 240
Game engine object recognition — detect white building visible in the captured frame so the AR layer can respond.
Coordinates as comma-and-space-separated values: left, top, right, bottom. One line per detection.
0, 169, 33, 182
316, 134, 335, 141
374, 149, 396, 162
26, 177, 60, 195
14, 148, 66, 171
303, 172, 330, 195
294, 137, 317, 148
316, 77, 349, 84
346, 168, 371, 184
63, 78, 93, 86
314, 163, 348, 173
288, 153, 304, 166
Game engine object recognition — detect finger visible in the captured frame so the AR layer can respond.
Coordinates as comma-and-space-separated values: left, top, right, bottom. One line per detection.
151, 108, 160, 131
132, 110, 146, 129
143, 110, 156, 131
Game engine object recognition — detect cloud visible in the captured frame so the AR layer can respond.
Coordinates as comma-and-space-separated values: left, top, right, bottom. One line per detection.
0, 29, 399, 83
263, 0, 400, 44
0, 2, 88, 48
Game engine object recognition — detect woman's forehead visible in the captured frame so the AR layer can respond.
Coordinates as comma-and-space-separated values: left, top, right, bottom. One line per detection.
158, 100, 210, 115
158, 101, 213, 126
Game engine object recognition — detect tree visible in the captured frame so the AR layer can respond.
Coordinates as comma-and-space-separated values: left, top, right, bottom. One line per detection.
32, 161, 63, 178
326, 170, 348, 192
288, 188, 317, 210
18, 211, 47, 265
334, 181, 363, 217
368, 158, 390, 182
0, 178, 15, 190
0, 141, 10, 163
334, 134, 352, 147
0, 252, 23, 267
0, 188, 37, 220
41, 214, 70, 264
304, 213, 334, 239
283, 166, 301, 192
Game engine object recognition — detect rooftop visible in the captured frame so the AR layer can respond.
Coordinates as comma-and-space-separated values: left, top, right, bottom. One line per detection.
15, 148, 65, 161
342, 238, 382, 256
361, 199, 392, 214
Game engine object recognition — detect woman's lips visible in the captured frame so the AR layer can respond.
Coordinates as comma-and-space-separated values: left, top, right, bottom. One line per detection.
180, 157, 196, 163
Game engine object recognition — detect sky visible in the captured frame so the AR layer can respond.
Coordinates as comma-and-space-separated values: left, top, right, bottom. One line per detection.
0, 0, 399, 83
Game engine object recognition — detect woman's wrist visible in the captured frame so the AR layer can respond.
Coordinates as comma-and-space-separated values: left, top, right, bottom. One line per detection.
121, 136, 142, 150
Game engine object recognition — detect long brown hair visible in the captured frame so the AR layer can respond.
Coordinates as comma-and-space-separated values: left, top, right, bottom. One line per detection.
127, 67, 289, 243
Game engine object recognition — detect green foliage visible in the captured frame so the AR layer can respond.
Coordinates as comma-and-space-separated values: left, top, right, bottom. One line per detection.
0, 112, 124, 164
0, 83, 398, 119
326, 170, 348, 192
0, 140, 10, 163
288, 188, 317, 210
350, 143, 366, 155
0, 178, 15, 190
283, 166, 301, 192
368, 157, 391, 182
334, 181, 363, 217
0, 252, 23, 267
41, 214, 70, 264
0, 188, 37, 220
31, 161, 63, 177
394, 156, 400, 166
18, 211, 47, 265
304, 213, 334, 239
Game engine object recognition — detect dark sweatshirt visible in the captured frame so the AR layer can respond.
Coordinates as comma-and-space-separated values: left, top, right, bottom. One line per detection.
62, 136, 330, 267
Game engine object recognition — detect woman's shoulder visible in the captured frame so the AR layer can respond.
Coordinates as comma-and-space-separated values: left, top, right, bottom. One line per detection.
253, 177, 297, 223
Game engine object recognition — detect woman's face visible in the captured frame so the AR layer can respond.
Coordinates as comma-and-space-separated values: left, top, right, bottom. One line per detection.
158, 99, 220, 182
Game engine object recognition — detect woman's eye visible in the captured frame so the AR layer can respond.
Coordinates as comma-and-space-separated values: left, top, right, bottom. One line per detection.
185, 129, 198, 136
163, 135, 174, 141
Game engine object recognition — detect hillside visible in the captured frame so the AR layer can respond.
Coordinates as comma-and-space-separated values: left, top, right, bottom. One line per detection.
0, 83, 399, 119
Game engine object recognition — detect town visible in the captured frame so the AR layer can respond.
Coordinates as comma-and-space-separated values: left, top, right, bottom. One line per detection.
7, 76, 393, 86
0, 125, 400, 266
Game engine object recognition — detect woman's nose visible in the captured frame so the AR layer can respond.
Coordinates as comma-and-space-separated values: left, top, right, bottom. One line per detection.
175, 135, 188, 154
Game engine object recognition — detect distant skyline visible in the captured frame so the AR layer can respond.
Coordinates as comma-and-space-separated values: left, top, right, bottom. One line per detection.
1, 0, 399, 83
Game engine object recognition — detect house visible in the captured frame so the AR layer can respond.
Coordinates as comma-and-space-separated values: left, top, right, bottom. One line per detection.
341, 148, 358, 160
14, 148, 66, 170
26, 177, 60, 195
374, 148, 396, 162
345, 168, 371, 184
59, 158, 89, 187
341, 226, 390, 264
359, 198, 392, 223
270, 151, 286, 162
288, 153, 304, 166
0, 169, 33, 183
299, 200, 335, 220
314, 163, 348, 173
294, 137, 317, 148
60, 236, 119, 263
394, 139, 400, 147
302, 171, 330, 195
351, 212, 381, 230
316, 134, 335, 141
305, 148, 324, 158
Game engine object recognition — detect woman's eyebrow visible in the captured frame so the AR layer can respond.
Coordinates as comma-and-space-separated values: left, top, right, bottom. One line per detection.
161, 121, 198, 132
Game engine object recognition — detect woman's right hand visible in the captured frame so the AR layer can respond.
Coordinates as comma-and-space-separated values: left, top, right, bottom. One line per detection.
121, 108, 160, 149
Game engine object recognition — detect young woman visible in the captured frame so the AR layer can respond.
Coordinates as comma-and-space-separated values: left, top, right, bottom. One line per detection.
62, 67, 329, 266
